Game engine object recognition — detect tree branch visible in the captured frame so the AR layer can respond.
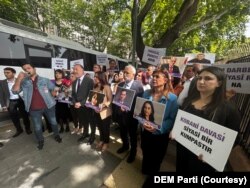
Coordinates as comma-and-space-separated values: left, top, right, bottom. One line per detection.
137, 0, 155, 23
182, 9, 230, 34
153, 0, 199, 48
134, 0, 155, 60
181, 0, 250, 34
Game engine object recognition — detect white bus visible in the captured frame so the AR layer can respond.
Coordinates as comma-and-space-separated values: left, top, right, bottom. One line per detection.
0, 18, 128, 80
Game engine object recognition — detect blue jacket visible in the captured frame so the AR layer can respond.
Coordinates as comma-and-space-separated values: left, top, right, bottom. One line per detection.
143, 90, 178, 135
13, 76, 56, 112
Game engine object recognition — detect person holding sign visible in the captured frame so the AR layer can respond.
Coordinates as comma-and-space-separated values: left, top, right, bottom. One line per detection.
141, 70, 178, 175
89, 72, 113, 149
176, 66, 241, 172
115, 65, 144, 163
54, 69, 70, 133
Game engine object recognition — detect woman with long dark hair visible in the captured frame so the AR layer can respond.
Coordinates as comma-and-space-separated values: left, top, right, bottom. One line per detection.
139, 101, 155, 122
176, 66, 241, 172
87, 72, 112, 150
54, 69, 70, 133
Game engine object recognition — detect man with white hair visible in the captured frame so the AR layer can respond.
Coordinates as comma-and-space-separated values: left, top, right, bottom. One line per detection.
71, 64, 94, 144
115, 65, 144, 163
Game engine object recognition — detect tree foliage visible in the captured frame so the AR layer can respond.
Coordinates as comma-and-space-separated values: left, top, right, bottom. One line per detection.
0, 0, 249, 60
132, 0, 250, 60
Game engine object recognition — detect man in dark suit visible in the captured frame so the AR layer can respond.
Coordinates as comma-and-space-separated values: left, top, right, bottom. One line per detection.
71, 64, 94, 143
116, 65, 144, 163
0, 67, 31, 137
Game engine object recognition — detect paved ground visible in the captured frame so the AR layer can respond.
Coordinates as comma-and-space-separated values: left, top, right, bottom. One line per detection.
0, 119, 177, 188
1, 113, 249, 188
0, 111, 10, 122
0, 121, 122, 188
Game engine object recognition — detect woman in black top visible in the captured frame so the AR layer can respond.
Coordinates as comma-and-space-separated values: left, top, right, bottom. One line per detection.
54, 69, 70, 133
176, 66, 241, 172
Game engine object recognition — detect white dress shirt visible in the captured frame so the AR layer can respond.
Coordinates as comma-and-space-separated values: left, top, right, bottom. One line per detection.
75, 74, 85, 92
7, 79, 19, 100
177, 77, 194, 106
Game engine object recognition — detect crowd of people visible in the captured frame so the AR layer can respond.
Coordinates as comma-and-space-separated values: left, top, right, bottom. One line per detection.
0, 57, 241, 176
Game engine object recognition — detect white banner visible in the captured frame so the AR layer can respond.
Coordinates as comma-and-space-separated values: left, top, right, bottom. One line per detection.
70, 59, 84, 70
142, 46, 166, 66
214, 62, 250, 94
172, 110, 238, 172
51, 58, 67, 70
96, 54, 108, 66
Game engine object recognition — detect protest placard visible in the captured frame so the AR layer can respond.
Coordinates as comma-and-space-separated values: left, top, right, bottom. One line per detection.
96, 54, 108, 66
70, 59, 84, 70
142, 46, 166, 66
85, 90, 105, 111
112, 86, 136, 111
133, 97, 166, 129
172, 109, 238, 171
214, 62, 250, 94
52, 58, 67, 69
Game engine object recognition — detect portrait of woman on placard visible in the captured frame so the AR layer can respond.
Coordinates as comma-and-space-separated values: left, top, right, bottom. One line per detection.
86, 92, 102, 108
139, 101, 155, 123
90, 93, 98, 106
